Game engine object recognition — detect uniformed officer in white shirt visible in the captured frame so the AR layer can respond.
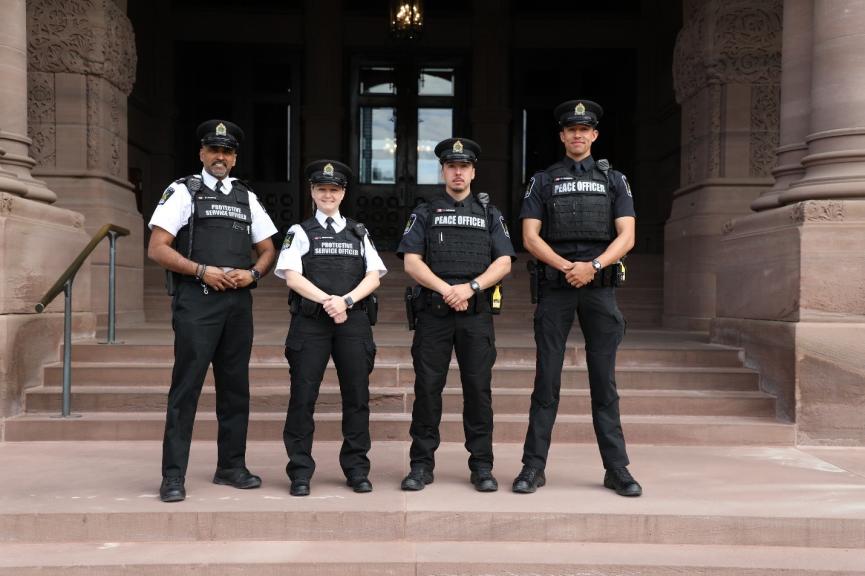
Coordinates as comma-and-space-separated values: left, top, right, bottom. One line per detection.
148, 119, 277, 502
274, 159, 386, 496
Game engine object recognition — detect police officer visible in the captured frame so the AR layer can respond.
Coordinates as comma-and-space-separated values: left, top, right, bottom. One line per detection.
397, 138, 515, 492
275, 160, 386, 497
148, 119, 278, 502
513, 100, 641, 497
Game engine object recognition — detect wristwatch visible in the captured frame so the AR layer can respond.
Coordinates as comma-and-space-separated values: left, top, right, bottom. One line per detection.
469, 280, 482, 294
248, 268, 261, 281
591, 259, 603, 272
343, 295, 355, 309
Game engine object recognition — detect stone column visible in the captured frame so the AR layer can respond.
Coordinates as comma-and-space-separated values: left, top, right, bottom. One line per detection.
714, 0, 865, 445
664, 0, 782, 330
0, 0, 93, 419
471, 0, 511, 216
27, 0, 143, 325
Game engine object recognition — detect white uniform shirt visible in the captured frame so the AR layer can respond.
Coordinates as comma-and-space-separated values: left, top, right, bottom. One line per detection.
148, 170, 278, 244
274, 210, 387, 279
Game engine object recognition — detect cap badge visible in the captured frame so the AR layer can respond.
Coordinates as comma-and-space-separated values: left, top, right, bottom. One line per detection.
215, 122, 227, 136
453, 140, 464, 153
575, 102, 586, 115
323, 163, 335, 176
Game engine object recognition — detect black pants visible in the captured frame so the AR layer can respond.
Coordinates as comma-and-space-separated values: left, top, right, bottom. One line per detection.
522, 285, 629, 471
162, 281, 253, 478
283, 309, 375, 481
409, 304, 497, 471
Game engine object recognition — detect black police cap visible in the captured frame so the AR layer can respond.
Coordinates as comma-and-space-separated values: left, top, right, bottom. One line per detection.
434, 137, 481, 164
305, 160, 353, 187
554, 100, 603, 128
197, 119, 244, 150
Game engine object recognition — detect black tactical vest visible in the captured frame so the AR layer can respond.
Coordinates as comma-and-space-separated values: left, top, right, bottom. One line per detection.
542, 161, 612, 243
175, 177, 253, 269
425, 196, 491, 283
300, 217, 366, 296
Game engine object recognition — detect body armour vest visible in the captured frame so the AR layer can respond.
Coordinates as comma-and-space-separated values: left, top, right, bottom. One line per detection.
300, 217, 366, 296
542, 161, 612, 243
175, 177, 253, 269
425, 196, 491, 283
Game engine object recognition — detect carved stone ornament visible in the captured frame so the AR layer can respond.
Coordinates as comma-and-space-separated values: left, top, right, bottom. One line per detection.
750, 84, 780, 177
28, 0, 137, 95
792, 201, 846, 224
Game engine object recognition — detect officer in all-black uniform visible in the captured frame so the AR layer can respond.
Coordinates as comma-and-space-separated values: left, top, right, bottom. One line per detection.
397, 138, 515, 492
148, 119, 277, 502
275, 160, 386, 497
513, 100, 642, 497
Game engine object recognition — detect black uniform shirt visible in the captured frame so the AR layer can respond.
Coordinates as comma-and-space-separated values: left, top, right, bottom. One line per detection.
519, 155, 635, 261
397, 191, 517, 263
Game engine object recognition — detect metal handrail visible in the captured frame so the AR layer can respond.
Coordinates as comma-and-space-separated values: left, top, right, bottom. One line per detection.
35, 223, 130, 417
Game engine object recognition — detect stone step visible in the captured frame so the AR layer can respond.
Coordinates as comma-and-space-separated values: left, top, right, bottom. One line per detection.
1, 540, 863, 576
61, 341, 747, 368
26, 386, 776, 417
42, 363, 759, 391
3, 412, 795, 444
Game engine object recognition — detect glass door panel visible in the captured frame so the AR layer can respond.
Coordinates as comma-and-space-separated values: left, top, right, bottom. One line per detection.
417, 108, 452, 185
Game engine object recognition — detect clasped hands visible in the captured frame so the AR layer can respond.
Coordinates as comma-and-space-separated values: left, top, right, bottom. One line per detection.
201, 267, 255, 291
441, 283, 475, 312
322, 295, 349, 324
562, 261, 596, 288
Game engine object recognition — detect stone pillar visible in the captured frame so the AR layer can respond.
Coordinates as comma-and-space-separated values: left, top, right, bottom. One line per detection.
714, 0, 865, 445
471, 0, 511, 216
665, 0, 782, 330
27, 0, 143, 326
0, 0, 93, 419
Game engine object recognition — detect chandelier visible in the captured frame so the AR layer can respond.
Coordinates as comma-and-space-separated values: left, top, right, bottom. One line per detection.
390, 0, 423, 40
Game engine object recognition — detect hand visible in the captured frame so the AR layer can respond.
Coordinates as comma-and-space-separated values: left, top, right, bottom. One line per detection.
442, 283, 474, 310
322, 295, 348, 318
202, 266, 237, 291
563, 261, 596, 288
226, 268, 254, 289
332, 310, 348, 324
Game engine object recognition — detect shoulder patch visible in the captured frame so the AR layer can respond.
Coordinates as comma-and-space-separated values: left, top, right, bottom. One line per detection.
524, 176, 536, 199
403, 213, 417, 236
500, 215, 510, 238
158, 186, 175, 205
621, 174, 633, 198
281, 231, 295, 251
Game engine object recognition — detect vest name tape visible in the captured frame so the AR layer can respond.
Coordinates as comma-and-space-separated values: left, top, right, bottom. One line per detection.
203, 204, 249, 221
432, 214, 486, 228
553, 180, 607, 195
313, 241, 360, 256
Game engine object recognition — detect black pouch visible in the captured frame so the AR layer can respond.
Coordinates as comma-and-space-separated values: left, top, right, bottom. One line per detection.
366, 293, 378, 326
301, 298, 322, 318
428, 292, 451, 317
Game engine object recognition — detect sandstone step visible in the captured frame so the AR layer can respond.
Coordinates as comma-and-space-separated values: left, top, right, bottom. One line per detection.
62, 341, 747, 368
42, 363, 759, 391
3, 412, 795, 444
1, 540, 863, 576
26, 386, 776, 417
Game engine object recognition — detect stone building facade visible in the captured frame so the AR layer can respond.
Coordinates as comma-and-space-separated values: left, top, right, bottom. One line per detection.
0, 0, 862, 443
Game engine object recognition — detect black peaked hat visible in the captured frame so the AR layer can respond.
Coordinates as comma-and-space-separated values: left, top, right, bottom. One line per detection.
197, 119, 244, 150
305, 160, 353, 187
554, 100, 603, 128
434, 137, 481, 164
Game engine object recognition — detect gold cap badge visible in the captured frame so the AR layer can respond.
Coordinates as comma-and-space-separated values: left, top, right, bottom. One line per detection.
453, 140, 464, 153
323, 163, 334, 176
575, 102, 586, 115
216, 122, 227, 136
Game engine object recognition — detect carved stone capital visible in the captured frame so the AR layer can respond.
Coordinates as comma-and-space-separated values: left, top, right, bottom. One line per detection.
28, 0, 137, 95
792, 201, 846, 224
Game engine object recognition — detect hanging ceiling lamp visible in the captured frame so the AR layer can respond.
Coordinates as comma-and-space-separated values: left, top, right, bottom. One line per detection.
390, 0, 423, 41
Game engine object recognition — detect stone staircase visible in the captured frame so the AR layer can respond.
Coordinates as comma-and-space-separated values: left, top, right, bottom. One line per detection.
6, 252, 857, 575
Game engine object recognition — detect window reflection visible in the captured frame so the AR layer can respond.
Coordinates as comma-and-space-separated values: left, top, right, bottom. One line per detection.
417, 108, 452, 184
360, 107, 396, 184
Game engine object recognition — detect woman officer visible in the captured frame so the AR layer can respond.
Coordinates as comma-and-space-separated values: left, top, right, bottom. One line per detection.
274, 160, 387, 497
